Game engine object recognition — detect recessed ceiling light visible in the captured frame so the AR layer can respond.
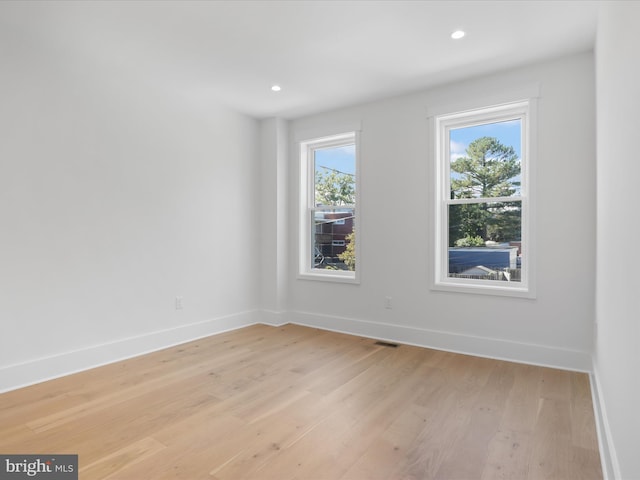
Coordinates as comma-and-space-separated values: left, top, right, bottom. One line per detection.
451, 30, 465, 40
271, 85, 281, 92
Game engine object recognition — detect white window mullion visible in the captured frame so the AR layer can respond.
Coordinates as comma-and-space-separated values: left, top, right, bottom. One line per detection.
447, 195, 524, 206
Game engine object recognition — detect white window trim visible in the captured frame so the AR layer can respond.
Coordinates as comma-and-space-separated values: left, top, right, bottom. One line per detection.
432, 100, 537, 298
298, 131, 360, 284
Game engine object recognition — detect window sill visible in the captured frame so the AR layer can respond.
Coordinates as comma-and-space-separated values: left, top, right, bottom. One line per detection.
432, 279, 535, 299
298, 271, 359, 284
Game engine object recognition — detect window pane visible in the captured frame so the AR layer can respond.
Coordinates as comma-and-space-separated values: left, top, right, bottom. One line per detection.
313, 208, 355, 271
314, 144, 356, 206
450, 120, 521, 199
448, 201, 522, 282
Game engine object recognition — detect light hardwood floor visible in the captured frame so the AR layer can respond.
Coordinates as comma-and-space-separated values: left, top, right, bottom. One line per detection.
0, 324, 602, 479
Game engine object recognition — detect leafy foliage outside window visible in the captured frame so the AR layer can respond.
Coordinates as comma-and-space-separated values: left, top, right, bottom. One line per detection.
338, 231, 356, 270
315, 168, 355, 206
454, 235, 485, 247
449, 135, 522, 246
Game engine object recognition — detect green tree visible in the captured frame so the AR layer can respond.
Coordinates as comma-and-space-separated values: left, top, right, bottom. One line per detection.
450, 137, 521, 245
315, 169, 355, 206
338, 231, 356, 271
455, 235, 485, 247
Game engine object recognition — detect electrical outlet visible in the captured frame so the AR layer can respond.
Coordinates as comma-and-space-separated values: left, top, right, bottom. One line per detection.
175, 296, 184, 310
384, 296, 392, 309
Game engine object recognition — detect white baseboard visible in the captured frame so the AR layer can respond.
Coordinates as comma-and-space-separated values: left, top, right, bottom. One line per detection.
0, 307, 593, 392
260, 309, 289, 327
590, 364, 621, 480
287, 310, 593, 372
0, 310, 259, 394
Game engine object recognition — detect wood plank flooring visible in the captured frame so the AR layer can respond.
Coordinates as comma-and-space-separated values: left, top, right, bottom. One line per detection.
0, 324, 602, 479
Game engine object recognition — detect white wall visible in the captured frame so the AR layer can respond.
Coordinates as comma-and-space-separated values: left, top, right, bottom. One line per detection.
259, 118, 289, 324
0, 13, 260, 391
286, 52, 596, 371
594, 3, 640, 479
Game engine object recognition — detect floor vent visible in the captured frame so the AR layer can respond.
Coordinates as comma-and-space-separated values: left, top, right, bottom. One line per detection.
375, 341, 399, 348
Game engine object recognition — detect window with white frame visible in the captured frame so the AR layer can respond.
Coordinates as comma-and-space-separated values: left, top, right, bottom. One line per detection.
434, 100, 534, 296
299, 132, 359, 282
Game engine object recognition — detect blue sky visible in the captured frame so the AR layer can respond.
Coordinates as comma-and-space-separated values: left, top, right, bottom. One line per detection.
450, 119, 521, 161
450, 119, 522, 195
314, 144, 356, 177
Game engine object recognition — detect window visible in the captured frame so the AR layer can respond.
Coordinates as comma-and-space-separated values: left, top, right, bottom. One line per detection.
300, 132, 359, 282
434, 101, 534, 296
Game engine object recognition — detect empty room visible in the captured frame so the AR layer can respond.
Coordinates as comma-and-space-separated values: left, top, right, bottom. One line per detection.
1, 1, 638, 479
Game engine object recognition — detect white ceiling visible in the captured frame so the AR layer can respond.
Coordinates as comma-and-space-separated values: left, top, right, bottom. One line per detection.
1, 0, 600, 119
